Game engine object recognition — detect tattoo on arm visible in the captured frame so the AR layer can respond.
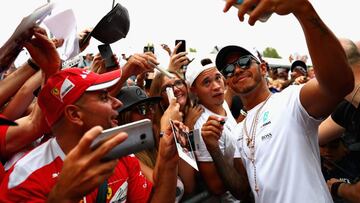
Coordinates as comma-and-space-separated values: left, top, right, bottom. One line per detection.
208, 147, 250, 200
309, 17, 328, 36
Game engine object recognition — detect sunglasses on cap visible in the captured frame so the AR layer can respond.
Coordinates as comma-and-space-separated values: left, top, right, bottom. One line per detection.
131, 103, 156, 116
221, 55, 260, 78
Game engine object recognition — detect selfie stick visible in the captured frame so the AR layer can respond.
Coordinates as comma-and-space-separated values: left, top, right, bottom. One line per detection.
147, 60, 175, 79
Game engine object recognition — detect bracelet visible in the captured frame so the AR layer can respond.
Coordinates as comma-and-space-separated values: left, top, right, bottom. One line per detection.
331, 181, 344, 198
27, 59, 40, 71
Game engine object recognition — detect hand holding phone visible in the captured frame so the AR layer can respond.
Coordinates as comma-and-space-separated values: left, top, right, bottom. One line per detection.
175, 40, 186, 54
223, 0, 272, 22
90, 119, 155, 161
166, 87, 175, 103
98, 44, 117, 69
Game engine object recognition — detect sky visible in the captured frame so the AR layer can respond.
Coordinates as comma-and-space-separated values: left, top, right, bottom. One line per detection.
1, 0, 360, 67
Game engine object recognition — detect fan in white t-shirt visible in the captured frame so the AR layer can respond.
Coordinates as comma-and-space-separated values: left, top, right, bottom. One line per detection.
185, 56, 245, 203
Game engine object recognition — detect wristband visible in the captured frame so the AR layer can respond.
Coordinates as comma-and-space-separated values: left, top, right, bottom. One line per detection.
331, 181, 344, 198
27, 59, 40, 71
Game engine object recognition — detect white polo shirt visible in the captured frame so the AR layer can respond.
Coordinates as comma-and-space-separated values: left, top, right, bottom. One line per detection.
234, 85, 333, 203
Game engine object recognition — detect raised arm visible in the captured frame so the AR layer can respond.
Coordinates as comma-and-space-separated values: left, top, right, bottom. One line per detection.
2, 27, 63, 158
0, 18, 35, 73
2, 71, 41, 120
0, 62, 37, 107
318, 116, 345, 146
294, 2, 354, 118
224, 0, 354, 118
150, 119, 180, 203
109, 52, 157, 96
3, 102, 48, 159
24, 27, 61, 81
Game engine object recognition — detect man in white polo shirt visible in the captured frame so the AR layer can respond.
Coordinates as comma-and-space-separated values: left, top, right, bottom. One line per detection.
199, 0, 354, 202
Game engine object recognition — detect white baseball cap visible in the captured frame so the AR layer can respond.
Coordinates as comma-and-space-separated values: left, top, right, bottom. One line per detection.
185, 56, 216, 86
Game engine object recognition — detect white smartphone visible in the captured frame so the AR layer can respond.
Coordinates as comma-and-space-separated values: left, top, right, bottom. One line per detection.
90, 119, 154, 161
166, 87, 175, 103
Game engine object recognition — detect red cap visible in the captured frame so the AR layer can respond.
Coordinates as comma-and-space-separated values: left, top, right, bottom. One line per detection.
38, 68, 121, 126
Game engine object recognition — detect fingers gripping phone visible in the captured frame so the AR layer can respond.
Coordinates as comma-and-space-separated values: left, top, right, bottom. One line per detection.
166, 87, 176, 103
90, 119, 155, 161
98, 44, 117, 69
175, 40, 186, 54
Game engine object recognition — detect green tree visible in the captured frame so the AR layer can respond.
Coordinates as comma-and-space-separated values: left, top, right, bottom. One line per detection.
262, 47, 281, 58
189, 47, 197, 53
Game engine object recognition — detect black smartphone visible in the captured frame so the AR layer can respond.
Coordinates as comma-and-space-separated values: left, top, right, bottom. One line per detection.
98, 44, 117, 69
90, 119, 155, 161
143, 45, 155, 53
175, 40, 186, 54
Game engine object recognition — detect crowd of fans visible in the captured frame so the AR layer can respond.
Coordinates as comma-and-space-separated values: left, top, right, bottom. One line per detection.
0, 0, 359, 202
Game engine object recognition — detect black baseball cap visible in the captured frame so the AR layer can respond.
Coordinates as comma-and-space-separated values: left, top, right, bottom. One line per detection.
87, 3, 130, 44
290, 60, 307, 74
215, 45, 260, 72
116, 86, 161, 113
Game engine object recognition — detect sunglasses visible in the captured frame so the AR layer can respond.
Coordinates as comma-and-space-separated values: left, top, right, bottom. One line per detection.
161, 79, 185, 93
222, 55, 260, 78
130, 103, 156, 116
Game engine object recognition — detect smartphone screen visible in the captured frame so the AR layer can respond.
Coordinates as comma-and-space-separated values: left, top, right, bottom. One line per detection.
175, 40, 186, 54
143, 45, 155, 53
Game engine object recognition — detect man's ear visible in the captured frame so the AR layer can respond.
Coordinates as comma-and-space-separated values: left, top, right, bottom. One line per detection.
63, 105, 83, 126
190, 86, 197, 97
260, 63, 268, 77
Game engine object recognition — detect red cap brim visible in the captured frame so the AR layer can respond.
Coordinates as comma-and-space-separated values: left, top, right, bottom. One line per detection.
86, 69, 121, 91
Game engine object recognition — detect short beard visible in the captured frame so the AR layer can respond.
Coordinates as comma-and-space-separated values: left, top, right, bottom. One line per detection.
232, 67, 263, 95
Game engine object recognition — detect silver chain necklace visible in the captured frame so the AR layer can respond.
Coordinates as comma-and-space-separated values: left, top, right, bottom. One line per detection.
242, 94, 272, 195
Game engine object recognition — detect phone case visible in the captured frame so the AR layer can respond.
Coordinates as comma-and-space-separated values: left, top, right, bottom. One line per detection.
166, 87, 175, 103
98, 44, 117, 69
175, 40, 186, 54
90, 119, 154, 161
